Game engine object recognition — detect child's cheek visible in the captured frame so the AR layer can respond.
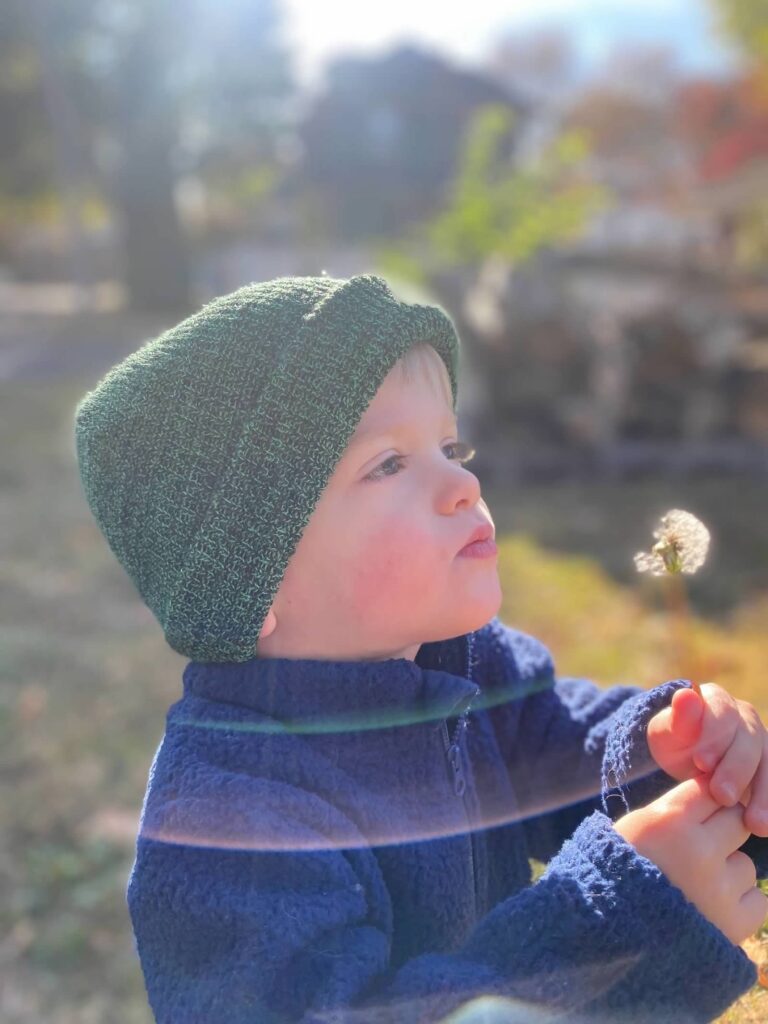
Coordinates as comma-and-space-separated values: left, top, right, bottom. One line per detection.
348, 527, 429, 609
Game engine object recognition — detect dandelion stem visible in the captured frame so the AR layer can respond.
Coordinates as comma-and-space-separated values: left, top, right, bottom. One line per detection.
634, 509, 710, 699
663, 572, 701, 697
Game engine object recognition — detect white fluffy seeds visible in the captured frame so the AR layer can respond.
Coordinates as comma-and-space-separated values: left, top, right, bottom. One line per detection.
633, 509, 711, 576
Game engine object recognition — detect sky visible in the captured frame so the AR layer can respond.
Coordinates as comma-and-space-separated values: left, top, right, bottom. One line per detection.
282, 0, 744, 95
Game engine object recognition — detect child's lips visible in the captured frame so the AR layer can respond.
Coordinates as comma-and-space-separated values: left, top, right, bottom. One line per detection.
457, 537, 498, 558
457, 522, 495, 554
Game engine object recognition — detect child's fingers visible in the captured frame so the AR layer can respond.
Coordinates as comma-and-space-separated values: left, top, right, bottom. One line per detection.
670, 686, 705, 743
662, 773, 723, 819
663, 774, 749, 831
647, 688, 705, 778
737, 885, 768, 939
739, 733, 768, 837
728, 850, 759, 901
739, 781, 754, 808
703, 799, 753, 855
691, 684, 742, 772
707, 727, 763, 807
653, 687, 704, 749
664, 774, 750, 851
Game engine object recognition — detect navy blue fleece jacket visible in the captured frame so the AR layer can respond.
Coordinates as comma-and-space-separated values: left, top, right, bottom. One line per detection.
126, 616, 767, 1023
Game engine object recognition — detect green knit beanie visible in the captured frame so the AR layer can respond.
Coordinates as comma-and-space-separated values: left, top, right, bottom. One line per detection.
74, 273, 461, 662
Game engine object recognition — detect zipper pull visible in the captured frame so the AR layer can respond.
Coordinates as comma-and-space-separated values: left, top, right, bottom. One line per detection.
447, 740, 467, 797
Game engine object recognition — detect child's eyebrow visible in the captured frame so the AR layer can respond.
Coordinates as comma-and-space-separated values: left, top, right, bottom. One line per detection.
348, 416, 458, 450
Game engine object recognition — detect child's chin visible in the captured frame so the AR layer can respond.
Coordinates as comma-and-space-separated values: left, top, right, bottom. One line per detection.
457, 591, 503, 634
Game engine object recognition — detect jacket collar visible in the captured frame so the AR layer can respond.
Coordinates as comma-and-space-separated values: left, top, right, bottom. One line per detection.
181, 630, 480, 728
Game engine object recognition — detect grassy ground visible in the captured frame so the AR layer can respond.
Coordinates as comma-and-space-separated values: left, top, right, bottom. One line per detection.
2, 372, 768, 1022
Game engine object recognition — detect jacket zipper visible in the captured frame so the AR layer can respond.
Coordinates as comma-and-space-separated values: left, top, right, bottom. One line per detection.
441, 716, 477, 921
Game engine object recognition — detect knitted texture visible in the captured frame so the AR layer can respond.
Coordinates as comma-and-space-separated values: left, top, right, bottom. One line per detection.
73, 274, 460, 662
126, 616, 764, 1023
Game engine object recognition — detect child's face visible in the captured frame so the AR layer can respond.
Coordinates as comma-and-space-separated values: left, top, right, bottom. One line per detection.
257, 348, 502, 661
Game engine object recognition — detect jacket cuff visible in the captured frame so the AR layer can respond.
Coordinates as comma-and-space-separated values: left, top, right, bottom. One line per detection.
598, 679, 768, 885
597, 679, 692, 818
547, 810, 758, 1022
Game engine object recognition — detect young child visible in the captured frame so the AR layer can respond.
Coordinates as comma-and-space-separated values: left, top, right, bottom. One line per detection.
74, 273, 768, 1024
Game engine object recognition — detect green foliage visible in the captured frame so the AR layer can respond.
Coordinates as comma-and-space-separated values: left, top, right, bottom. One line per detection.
374, 103, 611, 281
370, 243, 430, 288
11, 835, 131, 970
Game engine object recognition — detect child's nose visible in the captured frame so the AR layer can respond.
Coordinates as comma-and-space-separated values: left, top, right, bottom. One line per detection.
441, 462, 482, 510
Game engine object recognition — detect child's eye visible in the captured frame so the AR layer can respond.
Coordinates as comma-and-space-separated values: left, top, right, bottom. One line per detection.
364, 441, 476, 481
445, 441, 476, 464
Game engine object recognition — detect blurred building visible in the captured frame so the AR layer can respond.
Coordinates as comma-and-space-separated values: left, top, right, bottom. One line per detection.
291, 43, 531, 241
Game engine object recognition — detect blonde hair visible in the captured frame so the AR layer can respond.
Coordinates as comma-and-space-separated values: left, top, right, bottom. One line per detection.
394, 342, 454, 412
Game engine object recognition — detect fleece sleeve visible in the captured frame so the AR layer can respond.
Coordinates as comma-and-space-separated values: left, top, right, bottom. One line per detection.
593, 673, 768, 880
126, 772, 757, 1024
475, 618, 686, 864
477, 616, 768, 879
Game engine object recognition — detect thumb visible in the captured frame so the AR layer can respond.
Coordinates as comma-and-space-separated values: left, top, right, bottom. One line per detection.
647, 687, 705, 775
669, 686, 705, 747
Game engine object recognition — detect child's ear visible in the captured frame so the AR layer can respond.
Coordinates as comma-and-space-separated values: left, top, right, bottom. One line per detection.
259, 608, 277, 641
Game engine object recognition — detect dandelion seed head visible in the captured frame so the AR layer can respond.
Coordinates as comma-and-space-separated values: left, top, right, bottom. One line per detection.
633, 508, 711, 576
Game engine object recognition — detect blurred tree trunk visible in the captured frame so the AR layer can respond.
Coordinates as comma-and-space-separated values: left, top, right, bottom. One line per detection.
111, 11, 192, 314
27, 0, 95, 305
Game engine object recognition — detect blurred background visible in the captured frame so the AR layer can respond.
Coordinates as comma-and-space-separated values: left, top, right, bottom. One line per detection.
2, 0, 768, 1020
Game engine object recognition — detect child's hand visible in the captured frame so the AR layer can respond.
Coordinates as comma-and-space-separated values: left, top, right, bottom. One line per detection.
646, 683, 768, 837
614, 774, 768, 945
